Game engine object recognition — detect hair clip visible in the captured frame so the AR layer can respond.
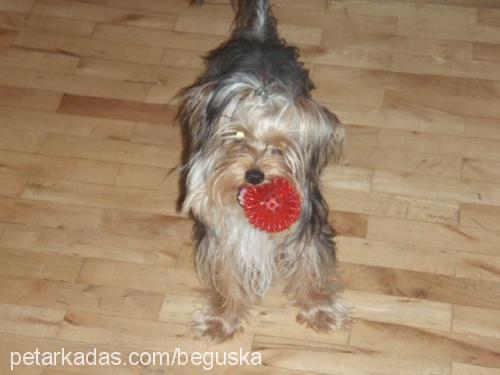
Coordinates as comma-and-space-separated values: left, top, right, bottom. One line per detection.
255, 87, 270, 100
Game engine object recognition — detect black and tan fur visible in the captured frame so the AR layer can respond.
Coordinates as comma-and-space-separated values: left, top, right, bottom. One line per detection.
179, 0, 348, 343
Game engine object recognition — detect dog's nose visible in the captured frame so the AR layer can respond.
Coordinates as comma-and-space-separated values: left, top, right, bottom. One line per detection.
245, 169, 265, 185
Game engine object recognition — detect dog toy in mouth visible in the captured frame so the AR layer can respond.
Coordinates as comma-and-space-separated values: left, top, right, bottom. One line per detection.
238, 177, 301, 233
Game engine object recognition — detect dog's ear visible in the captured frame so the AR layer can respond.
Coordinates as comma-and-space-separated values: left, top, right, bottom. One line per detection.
179, 81, 219, 154
297, 98, 345, 179
318, 105, 345, 164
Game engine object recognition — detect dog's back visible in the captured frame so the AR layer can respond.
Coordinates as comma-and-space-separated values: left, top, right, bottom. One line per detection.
193, 0, 314, 98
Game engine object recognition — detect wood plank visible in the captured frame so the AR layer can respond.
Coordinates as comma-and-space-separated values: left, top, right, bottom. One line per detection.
327, 188, 409, 218
391, 53, 500, 81
145, 83, 180, 103
344, 125, 379, 148
0, 275, 164, 319
367, 215, 499, 255
0, 85, 61, 111
405, 197, 459, 224
330, 101, 466, 135
21, 176, 181, 215
344, 146, 462, 177
329, 188, 458, 225
77, 258, 199, 294
161, 47, 204, 70
0, 150, 120, 185
440, 135, 500, 162
93, 24, 225, 52
469, 79, 500, 101
76, 57, 200, 87
322, 165, 373, 192
321, 31, 473, 59
474, 42, 500, 62
131, 122, 182, 146
317, 85, 384, 108
478, 7, 500, 26
0, 107, 134, 139
452, 363, 500, 375
0, 12, 95, 37
113, 164, 178, 189
331, 1, 477, 24
397, 17, 500, 44
456, 252, 500, 283
460, 203, 500, 232
350, 319, 500, 369
336, 236, 456, 275
0, 247, 83, 282
377, 128, 442, 153
345, 290, 452, 331
14, 31, 165, 64
453, 305, 500, 339
33, 0, 177, 29
0, 29, 17, 48
276, 0, 327, 10
322, 12, 397, 42
0, 0, 35, 13
57, 94, 178, 124
108, 0, 190, 13
252, 334, 449, 375
462, 159, 500, 184
0, 173, 28, 196
0, 66, 151, 101
0, 196, 102, 231
316, 65, 471, 99
329, 211, 368, 238
384, 88, 500, 121
357, 265, 500, 310
0, 128, 45, 153
465, 117, 500, 141
0, 47, 79, 73
0, 223, 179, 266
372, 170, 500, 206
0, 303, 65, 338
40, 134, 180, 168
100, 209, 191, 242
299, 45, 391, 70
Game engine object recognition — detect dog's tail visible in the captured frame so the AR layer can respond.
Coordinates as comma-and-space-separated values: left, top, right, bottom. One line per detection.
192, 0, 278, 42
232, 0, 278, 41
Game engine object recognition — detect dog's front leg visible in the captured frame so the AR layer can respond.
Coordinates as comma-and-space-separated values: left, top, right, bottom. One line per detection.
283, 240, 350, 333
190, 258, 253, 344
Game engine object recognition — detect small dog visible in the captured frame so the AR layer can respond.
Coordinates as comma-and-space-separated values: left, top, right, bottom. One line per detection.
179, 0, 348, 343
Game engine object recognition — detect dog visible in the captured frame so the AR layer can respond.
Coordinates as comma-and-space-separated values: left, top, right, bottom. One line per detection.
179, 0, 349, 343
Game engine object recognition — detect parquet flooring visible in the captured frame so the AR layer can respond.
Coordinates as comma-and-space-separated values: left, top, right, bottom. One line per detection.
0, 0, 500, 374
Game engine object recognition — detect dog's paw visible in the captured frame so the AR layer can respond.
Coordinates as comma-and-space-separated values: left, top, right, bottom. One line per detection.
189, 310, 243, 344
296, 298, 351, 333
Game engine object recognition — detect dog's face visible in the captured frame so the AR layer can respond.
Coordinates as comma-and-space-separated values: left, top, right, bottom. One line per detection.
182, 77, 344, 215
209, 96, 299, 209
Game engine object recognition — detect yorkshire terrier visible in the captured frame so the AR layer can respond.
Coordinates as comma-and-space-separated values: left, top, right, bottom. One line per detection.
179, 0, 349, 343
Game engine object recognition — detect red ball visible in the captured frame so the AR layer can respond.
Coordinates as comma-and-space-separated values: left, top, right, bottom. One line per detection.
239, 177, 301, 233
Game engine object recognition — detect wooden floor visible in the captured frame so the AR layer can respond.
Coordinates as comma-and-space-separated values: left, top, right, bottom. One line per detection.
1, 0, 500, 374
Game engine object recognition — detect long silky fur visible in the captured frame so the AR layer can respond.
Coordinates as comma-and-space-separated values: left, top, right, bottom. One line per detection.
181, 0, 348, 343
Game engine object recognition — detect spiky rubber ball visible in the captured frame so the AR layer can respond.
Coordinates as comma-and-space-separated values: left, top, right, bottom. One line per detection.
239, 177, 301, 233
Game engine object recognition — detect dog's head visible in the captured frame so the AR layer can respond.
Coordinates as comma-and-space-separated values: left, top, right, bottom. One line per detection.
181, 73, 344, 218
